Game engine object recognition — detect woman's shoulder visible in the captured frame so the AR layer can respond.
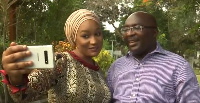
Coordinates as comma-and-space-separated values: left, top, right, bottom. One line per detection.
55, 51, 72, 60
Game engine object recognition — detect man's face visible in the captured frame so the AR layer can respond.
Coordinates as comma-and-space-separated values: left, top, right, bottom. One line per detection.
122, 12, 158, 57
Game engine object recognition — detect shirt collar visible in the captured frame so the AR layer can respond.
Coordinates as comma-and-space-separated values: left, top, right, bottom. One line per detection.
126, 42, 167, 57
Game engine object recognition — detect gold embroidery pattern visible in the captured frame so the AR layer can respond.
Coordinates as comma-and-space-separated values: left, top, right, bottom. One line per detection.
47, 52, 111, 103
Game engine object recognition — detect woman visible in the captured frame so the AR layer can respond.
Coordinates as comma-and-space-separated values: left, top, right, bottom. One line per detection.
1, 9, 111, 103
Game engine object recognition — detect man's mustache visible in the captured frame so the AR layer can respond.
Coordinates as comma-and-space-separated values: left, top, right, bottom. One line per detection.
127, 35, 138, 41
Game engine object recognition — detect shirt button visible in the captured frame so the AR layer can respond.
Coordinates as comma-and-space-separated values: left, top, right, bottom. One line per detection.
136, 78, 139, 81
132, 93, 136, 97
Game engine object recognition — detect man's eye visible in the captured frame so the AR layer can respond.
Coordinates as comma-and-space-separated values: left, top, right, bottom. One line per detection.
134, 25, 141, 29
124, 27, 130, 31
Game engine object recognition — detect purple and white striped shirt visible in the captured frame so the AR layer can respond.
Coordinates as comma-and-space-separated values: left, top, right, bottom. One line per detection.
107, 43, 200, 103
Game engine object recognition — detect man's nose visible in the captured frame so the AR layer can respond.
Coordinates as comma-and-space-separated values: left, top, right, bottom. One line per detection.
126, 29, 136, 36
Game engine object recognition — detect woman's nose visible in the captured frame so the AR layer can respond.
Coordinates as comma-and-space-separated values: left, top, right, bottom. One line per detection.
90, 36, 97, 44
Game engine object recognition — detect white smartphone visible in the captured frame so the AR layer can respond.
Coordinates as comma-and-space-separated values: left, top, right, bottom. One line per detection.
18, 45, 55, 69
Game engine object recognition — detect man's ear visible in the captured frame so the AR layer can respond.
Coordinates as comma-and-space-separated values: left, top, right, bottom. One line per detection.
153, 29, 158, 38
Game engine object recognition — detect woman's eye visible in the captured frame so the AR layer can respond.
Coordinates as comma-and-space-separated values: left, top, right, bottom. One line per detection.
82, 35, 89, 38
95, 32, 102, 36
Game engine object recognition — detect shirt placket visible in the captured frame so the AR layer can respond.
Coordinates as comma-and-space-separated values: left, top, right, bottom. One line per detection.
131, 63, 142, 102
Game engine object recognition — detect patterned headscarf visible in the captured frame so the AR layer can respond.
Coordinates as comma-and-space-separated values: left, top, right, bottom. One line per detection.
64, 9, 100, 49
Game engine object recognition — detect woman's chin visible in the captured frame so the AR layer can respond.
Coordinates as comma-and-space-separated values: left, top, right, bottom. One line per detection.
89, 52, 100, 57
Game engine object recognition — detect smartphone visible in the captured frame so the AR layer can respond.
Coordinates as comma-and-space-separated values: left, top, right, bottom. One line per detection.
18, 45, 55, 69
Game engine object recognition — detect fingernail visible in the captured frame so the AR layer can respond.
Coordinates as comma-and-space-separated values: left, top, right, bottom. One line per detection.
23, 45, 27, 49
29, 61, 33, 65
26, 51, 31, 54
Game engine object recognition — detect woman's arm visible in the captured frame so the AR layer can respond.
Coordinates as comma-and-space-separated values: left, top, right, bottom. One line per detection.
7, 69, 58, 103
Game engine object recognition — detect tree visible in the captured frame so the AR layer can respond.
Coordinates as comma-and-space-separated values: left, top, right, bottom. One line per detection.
14, 0, 81, 45
156, 0, 200, 56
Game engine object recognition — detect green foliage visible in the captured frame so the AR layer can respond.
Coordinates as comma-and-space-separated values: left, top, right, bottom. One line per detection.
159, 0, 199, 55
93, 49, 115, 76
194, 69, 200, 75
196, 75, 200, 86
0, 37, 9, 66
15, 0, 83, 45
103, 40, 111, 50
157, 33, 169, 50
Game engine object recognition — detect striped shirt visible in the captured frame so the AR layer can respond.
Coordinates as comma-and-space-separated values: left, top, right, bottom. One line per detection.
107, 43, 200, 103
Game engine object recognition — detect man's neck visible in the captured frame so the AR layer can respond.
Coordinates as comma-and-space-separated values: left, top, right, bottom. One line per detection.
133, 44, 157, 61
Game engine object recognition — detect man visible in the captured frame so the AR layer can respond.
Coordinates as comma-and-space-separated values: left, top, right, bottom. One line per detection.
107, 11, 200, 103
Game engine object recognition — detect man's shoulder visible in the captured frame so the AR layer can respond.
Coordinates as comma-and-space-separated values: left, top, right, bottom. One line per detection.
109, 55, 135, 71
109, 56, 127, 69
108, 56, 130, 77
113, 55, 128, 64
162, 49, 187, 62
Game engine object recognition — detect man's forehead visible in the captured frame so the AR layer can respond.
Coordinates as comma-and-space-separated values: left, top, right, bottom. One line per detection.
125, 14, 143, 26
125, 12, 157, 26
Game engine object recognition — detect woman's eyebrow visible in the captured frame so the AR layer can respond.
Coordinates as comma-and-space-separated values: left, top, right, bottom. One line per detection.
81, 30, 89, 33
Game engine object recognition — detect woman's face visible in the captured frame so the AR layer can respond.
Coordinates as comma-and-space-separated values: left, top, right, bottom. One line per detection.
75, 19, 103, 58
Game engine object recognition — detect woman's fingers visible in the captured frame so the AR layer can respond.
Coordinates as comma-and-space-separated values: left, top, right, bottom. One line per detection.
9, 68, 33, 76
2, 50, 31, 64
3, 61, 33, 71
3, 45, 28, 56
9, 42, 17, 46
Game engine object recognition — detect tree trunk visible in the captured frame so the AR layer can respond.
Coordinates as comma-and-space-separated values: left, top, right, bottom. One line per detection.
8, 3, 17, 42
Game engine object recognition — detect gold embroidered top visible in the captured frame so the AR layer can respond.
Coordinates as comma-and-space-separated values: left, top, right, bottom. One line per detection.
8, 52, 111, 103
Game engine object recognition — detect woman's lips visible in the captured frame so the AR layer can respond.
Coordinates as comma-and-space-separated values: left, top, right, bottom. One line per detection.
89, 47, 99, 52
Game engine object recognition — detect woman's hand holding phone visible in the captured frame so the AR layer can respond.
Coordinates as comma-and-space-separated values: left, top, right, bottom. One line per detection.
1, 42, 33, 85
